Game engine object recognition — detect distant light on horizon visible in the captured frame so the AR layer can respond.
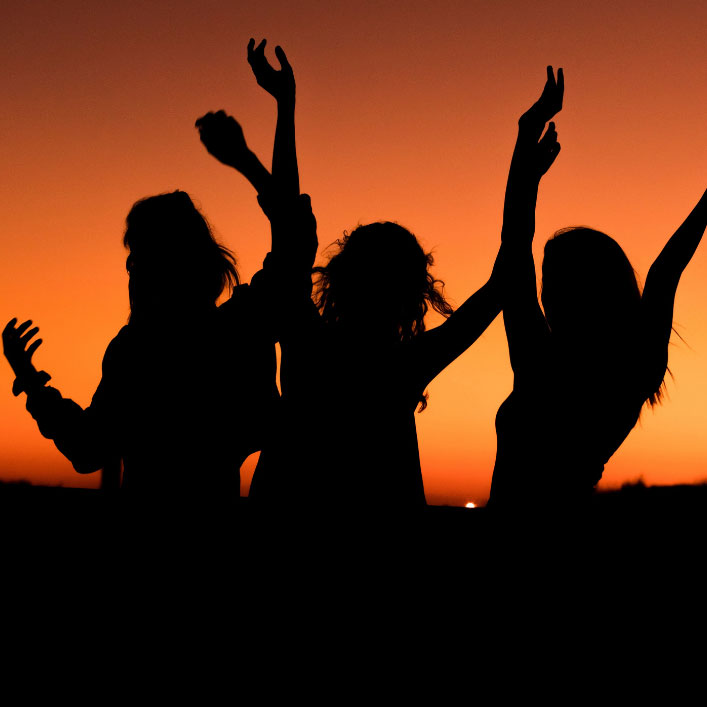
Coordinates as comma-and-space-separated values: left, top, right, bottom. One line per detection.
465, 502, 476, 509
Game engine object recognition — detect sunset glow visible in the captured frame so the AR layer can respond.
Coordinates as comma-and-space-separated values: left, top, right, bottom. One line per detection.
2, 1, 706, 506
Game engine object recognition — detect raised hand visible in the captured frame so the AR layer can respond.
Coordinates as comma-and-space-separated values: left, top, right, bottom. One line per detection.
2, 318, 50, 396
527, 66, 564, 122
195, 110, 252, 171
247, 38, 295, 105
535, 121, 561, 177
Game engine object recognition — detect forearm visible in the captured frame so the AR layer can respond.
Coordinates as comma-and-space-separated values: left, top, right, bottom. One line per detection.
499, 130, 548, 374
273, 98, 299, 197
415, 255, 503, 385
238, 150, 272, 196
501, 129, 541, 246
25, 386, 108, 474
648, 188, 707, 288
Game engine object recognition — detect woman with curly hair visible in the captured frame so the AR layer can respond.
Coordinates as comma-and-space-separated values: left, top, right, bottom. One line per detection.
197, 39, 503, 509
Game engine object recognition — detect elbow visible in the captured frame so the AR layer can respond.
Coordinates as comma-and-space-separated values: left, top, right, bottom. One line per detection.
71, 459, 103, 475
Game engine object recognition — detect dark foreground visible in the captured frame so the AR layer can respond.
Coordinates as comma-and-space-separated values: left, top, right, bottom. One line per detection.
3, 479, 706, 543
3, 480, 703, 630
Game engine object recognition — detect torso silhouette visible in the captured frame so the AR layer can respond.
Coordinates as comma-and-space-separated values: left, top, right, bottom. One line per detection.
489, 326, 658, 506
26, 281, 277, 500
251, 298, 428, 509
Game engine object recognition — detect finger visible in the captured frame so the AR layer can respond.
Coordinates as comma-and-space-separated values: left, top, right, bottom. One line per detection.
274, 45, 292, 72
546, 65, 555, 88
539, 133, 557, 150
15, 320, 33, 337
247, 37, 255, 54
538, 131, 558, 152
195, 112, 214, 128
2, 318, 18, 338
26, 339, 42, 358
19, 327, 39, 347
557, 67, 564, 103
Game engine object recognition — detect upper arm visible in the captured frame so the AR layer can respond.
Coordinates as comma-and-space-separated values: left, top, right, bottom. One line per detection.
499, 239, 551, 379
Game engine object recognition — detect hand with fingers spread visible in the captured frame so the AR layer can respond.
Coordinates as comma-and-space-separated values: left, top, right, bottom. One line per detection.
2, 318, 51, 396
247, 38, 295, 105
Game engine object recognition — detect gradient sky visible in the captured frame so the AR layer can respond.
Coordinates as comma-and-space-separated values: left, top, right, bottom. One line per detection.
1, 0, 706, 505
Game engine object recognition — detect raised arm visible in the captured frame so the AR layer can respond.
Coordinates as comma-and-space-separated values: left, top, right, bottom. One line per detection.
501, 67, 564, 379
196, 40, 309, 262
642, 188, 707, 352
411, 248, 503, 387
247, 38, 299, 198
195, 110, 271, 195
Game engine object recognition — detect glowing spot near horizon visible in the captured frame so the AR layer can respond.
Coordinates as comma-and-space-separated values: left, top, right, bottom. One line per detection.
465, 502, 476, 509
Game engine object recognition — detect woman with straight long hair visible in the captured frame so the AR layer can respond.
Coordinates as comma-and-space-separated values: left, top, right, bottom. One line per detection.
489, 67, 707, 507
3, 190, 278, 503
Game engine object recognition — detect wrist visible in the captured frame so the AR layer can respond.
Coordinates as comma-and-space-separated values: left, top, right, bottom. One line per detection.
232, 149, 258, 172
277, 94, 296, 111
13, 369, 51, 397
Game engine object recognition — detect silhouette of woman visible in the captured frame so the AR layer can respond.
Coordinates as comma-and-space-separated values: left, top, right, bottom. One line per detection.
197, 40, 504, 509
2, 191, 278, 503
489, 67, 707, 507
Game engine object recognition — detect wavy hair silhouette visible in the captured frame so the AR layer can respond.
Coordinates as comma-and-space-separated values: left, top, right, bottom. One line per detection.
124, 191, 239, 319
314, 222, 453, 340
313, 222, 454, 411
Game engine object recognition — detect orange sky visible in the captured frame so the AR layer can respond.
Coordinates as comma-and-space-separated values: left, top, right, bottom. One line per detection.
1, 1, 706, 505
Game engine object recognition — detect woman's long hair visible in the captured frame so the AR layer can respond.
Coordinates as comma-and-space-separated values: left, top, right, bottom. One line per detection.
124, 191, 239, 319
313, 221, 453, 410
541, 227, 665, 406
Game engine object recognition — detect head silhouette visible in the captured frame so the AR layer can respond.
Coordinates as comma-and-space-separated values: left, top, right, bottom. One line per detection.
123, 191, 238, 319
541, 227, 641, 342
313, 222, 453, 342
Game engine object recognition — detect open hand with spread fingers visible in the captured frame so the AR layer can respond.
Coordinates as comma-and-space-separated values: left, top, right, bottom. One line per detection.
247, 38, 295, 105
2, 318, 50, 396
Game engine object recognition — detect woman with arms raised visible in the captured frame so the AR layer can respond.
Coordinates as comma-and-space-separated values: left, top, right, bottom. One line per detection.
490, 67, 707, 508
197, 40, 505, 510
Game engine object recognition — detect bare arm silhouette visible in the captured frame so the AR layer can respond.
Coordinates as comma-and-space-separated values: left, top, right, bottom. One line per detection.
247, 38, 299, 197
500, 67, 564, 379
195, 110, 271, 195
642, 188, 707, 375
2, 318, 116, 473
413, 250, 503, 387
196, 40, 311, 262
